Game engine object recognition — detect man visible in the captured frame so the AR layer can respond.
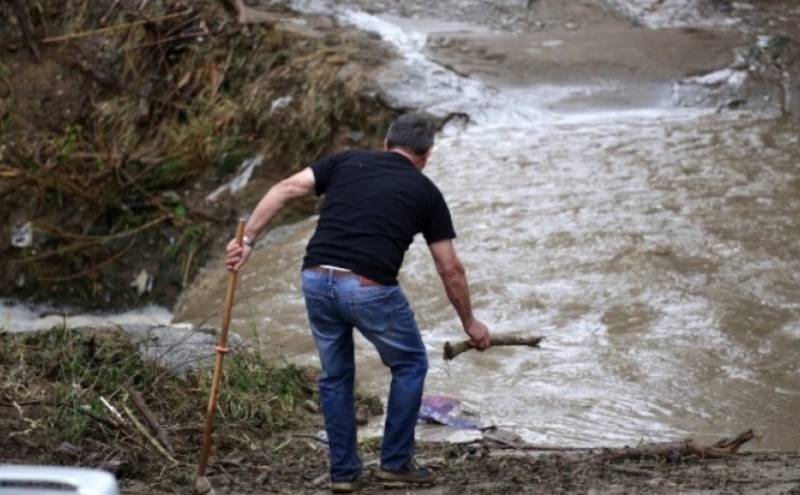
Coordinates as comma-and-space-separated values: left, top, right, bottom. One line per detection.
226, 113, 491, 493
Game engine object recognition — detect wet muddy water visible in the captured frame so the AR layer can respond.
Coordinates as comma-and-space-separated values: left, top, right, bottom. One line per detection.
178, 110, 800, 450
177, 0, 800, 450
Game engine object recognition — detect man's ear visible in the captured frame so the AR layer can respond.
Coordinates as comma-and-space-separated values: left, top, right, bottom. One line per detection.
421, 148, 432, 166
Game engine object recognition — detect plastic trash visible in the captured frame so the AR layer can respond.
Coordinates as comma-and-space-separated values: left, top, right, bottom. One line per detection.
11, 222, 33, 248
418, 394, 480, 429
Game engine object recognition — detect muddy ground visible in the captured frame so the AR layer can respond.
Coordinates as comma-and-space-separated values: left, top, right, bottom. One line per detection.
155, 436, 800, 495
5, 405, 800, 495
6, 422, 800, 494
2, 327, 799, 494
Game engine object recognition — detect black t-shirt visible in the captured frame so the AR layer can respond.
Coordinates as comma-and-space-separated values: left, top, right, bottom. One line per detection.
302, 150, 456, 285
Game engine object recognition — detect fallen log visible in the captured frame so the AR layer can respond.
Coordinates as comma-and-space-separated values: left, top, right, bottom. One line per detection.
443, 335, 543, 361
595, 429, 755, 463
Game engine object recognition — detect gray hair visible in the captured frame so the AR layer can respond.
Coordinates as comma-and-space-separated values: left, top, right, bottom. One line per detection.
386, 113, 435, 156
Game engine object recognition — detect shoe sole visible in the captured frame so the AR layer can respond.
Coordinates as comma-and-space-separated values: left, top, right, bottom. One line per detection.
373, 469, 436, 484
330, 483, 359, 493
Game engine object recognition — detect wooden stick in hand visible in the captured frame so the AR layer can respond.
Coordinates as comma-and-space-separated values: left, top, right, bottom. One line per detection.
443, 335, 543, 361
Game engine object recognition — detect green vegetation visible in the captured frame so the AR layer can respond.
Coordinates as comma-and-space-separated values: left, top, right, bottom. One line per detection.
0, 326, 320, 475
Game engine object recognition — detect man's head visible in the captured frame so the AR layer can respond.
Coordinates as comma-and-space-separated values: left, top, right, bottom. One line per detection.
385, 113, 435, 169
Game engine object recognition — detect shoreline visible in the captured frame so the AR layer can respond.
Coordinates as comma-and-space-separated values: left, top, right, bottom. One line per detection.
1, 326, 798, 494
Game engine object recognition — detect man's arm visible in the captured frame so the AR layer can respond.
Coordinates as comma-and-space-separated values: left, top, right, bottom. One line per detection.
429, 239, 491, 350
225, 167, 316, 271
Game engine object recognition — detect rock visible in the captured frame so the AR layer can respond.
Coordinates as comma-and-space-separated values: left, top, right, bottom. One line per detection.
11, 222, 33, 248
116, 324, 244, 376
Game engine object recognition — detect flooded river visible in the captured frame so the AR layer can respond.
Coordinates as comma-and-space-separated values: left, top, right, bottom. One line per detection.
9, 0, 799, 451
177, 0, 800, 450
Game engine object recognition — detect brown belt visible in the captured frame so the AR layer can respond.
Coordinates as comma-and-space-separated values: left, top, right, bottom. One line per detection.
309, 266, 383, 287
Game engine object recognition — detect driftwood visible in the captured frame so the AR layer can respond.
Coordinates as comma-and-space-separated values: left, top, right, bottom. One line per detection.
444, 335, 543, 360
121, 402, 178, 465
124, 385, 175, 455
595, 429, 755, 463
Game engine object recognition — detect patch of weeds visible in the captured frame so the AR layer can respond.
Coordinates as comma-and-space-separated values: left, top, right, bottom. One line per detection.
54, 124, 84, 159
10, 326, 164, 443
149, 157, 190, 189
216, 351, 319, 432
358, 435, 382, 455
1, 327, 321, 450
165, 223, 208, 259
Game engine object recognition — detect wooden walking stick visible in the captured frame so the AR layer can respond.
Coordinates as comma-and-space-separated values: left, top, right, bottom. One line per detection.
194, 219, 246, 495
444, 334, 544, 361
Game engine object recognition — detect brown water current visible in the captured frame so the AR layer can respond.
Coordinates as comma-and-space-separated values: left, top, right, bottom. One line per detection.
177, 1, 800, 450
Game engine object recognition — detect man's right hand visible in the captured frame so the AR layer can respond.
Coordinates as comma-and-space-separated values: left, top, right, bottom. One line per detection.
465, 318, 491, 351
225, 238, 252, 272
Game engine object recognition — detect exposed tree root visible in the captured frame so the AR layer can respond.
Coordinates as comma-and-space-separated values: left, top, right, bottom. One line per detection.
594, 429, 755, 463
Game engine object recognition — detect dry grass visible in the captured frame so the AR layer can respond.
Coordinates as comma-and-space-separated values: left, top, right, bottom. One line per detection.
0, 326, 320, 480
0, 0, 395, 309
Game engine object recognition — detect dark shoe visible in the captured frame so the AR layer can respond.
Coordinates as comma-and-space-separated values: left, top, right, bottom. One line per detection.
330, 477, 362, 493
374, 461, 436, 484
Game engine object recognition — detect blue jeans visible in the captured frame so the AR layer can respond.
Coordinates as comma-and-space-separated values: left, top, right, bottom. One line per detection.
302, 268, 428, 482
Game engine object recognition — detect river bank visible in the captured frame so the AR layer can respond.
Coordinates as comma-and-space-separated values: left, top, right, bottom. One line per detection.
2, 327, 798, 494
0, 0, 395, 312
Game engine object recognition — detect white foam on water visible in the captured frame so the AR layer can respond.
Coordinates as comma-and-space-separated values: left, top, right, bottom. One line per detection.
602, 0, 742, 28
294, 0, 665, 125
0, 298, 173, 333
